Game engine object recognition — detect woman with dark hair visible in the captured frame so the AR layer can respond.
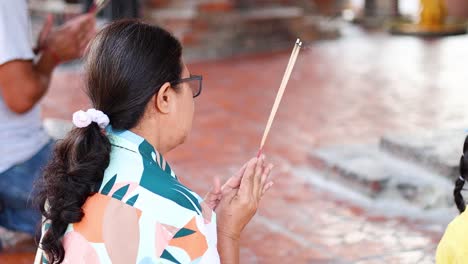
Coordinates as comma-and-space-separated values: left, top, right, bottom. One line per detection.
436, 136, 468, 263
36, 20, 274, 264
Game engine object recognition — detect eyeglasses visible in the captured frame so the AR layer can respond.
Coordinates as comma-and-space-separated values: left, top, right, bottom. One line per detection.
170, 74, 203, 98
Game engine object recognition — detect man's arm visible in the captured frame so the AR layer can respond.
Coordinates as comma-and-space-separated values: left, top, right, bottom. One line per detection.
0, 51, 57, 113
0, 11, 95, 114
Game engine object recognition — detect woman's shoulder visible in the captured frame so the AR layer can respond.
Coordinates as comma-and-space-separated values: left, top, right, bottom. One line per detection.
99, 169, 203, 212
102, 134, 208, 224
445, 210, 468, 235
436, 210, 468, 263
105, 143, 196, 201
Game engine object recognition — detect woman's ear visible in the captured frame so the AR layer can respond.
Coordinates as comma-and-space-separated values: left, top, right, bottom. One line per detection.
155, 82, 172, 114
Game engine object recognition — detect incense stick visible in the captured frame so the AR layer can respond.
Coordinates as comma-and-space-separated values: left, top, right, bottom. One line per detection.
258, 40, 298, 154
257, 40, 302, 157
278, 39, 300, 91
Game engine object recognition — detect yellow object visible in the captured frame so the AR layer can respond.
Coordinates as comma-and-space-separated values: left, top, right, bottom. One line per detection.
436, 210, 468, 263
419, 0, 447, 26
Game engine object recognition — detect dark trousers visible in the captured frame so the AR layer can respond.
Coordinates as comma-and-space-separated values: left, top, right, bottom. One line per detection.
0, 141, 54, 236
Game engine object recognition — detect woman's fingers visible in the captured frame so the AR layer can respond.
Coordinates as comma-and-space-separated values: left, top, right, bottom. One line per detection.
259, 163, 273, 197
216, 187, 237, 213
222, 162, 249, 193
262, 181, 274, 196
255, 155, 264, 178
253, 155, 265, 198
205, 194, 222, 210
204, 177, 222, 209
257, 162, 272, 199
238, 158, 258, 197
235, 162, 249, 179
213, 177, 221, 194
238, 156, 273, 202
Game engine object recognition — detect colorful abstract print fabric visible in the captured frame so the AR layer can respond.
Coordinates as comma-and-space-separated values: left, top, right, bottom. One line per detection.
42, 128, 219, 264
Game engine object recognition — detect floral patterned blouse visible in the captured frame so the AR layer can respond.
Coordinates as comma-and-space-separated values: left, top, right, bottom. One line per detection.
41, 127, 219, 264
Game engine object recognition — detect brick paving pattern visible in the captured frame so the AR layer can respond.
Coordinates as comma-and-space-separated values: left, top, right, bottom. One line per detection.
3, 27, 468, 263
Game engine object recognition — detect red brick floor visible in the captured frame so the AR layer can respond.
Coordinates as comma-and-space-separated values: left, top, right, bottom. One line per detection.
3, 26, 468, 263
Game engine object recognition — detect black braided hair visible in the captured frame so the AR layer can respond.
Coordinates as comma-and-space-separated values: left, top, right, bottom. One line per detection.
454, 135, 468, 213
35, 20, 183, 263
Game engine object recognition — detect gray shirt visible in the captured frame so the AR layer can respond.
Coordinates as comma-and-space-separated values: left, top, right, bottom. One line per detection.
0, 0, 50, 173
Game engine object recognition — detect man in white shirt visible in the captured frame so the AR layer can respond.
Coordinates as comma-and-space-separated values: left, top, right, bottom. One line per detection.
0, 0, 95, 250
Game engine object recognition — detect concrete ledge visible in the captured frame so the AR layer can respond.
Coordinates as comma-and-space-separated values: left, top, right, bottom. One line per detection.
309, 144, 453, 209
380, 129, 465, 180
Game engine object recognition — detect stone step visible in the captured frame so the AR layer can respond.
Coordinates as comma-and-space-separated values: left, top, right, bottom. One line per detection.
308, 144, 453, 210
144, 5, 337, 61
380, 129, 466, 180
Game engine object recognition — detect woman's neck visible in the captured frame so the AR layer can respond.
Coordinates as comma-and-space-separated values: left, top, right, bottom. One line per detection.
130, 126, 171, 155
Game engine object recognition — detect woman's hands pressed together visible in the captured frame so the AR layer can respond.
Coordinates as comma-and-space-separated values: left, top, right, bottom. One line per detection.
210, 155, 274, 264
